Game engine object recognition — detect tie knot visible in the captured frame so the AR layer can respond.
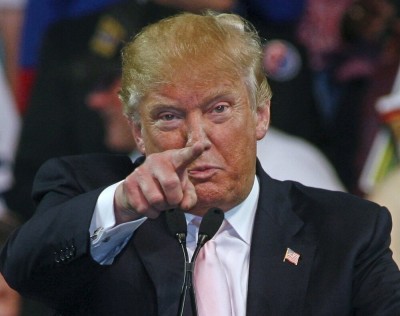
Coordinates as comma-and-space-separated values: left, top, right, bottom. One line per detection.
186, 216, 202, 246
190, 216, 202, 228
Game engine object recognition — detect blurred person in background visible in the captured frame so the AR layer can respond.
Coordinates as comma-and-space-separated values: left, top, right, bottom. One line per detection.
0, 59, 21, 316
16, 0, 127, 114
86, 73, 136, 155
0, 3, 24, 313
298, 0, 398, 192
0, 0, 26, 98
85, 72, 141, 161
0, 0, 24, 213
0, 58, 21, 237
226, 1, 400, 222
355, 0, 400, 195
358, 60, 400, 196
257, 127, 345, 191
365, 64, 400, 267
237, 0, 323, 147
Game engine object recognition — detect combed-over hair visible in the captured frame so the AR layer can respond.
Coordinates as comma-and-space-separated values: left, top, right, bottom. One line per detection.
120, 11, 272, 122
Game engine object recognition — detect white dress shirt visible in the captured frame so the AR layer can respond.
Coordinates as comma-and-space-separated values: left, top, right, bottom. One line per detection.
185, 178, 259, 315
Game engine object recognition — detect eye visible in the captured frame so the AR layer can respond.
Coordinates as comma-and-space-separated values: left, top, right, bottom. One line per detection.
155, 110, 183, 129
159, 113, 178, 121
207, 102, 232, 123
212, 104, 228, 113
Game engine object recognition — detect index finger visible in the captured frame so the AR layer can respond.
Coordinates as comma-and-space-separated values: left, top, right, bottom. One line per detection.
171, 141, 209, 171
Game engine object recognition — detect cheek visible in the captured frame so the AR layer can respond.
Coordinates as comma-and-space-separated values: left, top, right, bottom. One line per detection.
226, 140, 256, 175
227, 114, 257, 149
142, 128, 187, 154
213, 118, 257, 165
227, 121, 258, 172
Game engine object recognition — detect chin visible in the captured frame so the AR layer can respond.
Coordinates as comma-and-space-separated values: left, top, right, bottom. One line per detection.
195, 183, 233, 209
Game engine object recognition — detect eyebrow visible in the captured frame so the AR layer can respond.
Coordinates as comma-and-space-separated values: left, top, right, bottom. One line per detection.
144, 80, 240, 114
151, 92, 235, 114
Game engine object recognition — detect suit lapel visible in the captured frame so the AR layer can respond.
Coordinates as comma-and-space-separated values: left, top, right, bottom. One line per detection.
133, 213, 186, 316
247, 164, 317, 315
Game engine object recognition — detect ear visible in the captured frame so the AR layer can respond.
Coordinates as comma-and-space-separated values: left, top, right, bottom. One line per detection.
255, 100, 270, 140
130, 120, 146, 154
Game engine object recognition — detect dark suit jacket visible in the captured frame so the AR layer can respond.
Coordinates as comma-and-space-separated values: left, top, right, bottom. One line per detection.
1, 154, 399, 315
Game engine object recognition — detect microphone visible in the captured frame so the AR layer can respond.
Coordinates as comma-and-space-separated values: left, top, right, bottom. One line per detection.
192, 207, 224, 261
165, 208, 188, 254
166, 208, 225, 316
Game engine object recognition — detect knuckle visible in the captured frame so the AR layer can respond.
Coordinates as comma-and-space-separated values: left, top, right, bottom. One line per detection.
147, 192, 165, 207
132, 166, 146, 179
134, 204, 147, 214
162, 177, 180, 192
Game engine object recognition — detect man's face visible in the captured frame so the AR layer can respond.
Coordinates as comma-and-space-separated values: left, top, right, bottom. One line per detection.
133, 68, 269, 214
87, 78, 136, 153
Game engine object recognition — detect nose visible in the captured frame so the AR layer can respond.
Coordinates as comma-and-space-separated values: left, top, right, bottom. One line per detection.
86, 79, 122, 110
86, 91, 112, 110
185, 114, 211, 148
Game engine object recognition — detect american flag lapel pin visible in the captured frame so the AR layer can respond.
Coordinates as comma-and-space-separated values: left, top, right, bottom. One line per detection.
283, 248, 300, 266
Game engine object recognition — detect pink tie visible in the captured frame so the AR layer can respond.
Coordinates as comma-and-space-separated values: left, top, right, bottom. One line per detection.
194, 239, 232, 316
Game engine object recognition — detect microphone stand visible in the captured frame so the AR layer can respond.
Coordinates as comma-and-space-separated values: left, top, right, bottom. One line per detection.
175, 232, 195, 316
176, 229, 204, 316
166, 209, 195, 316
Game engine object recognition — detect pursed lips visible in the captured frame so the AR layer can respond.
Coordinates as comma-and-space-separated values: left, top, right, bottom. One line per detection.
187, 164, 221, 179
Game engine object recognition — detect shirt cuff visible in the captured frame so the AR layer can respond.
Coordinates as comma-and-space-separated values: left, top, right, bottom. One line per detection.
89, 181, 147, 265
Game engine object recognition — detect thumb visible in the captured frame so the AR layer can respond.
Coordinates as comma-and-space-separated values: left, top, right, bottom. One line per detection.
180, 176, 197, 211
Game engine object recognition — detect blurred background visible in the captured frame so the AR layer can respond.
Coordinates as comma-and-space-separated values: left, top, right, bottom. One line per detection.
0, 0, 399, 315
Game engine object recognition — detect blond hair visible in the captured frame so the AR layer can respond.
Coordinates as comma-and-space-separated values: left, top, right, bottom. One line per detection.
120, 11, 272, 121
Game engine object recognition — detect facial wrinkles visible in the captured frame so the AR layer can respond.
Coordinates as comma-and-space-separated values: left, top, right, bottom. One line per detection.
169, 86, 231, 148
146, 74, 252, 142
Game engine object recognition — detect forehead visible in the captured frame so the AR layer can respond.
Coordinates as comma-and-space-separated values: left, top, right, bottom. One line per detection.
142, 69, 248, 108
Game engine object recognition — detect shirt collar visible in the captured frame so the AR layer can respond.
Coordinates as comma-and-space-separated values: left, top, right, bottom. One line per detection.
129, 151, 143, 162
184, 176, 259, 245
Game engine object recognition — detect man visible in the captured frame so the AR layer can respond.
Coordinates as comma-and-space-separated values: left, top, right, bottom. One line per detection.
1, 11, 399, 315
85, 73, 135, 155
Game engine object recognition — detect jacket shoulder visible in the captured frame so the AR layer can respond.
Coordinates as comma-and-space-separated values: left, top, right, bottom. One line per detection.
32, 153, 138, 203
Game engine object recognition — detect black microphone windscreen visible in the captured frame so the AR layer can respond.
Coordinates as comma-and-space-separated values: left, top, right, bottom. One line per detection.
198, 208, 224, 239
166, 209, 187, 236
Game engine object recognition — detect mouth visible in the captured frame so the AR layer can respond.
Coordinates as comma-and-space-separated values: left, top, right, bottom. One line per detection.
187, 165, 220, 180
